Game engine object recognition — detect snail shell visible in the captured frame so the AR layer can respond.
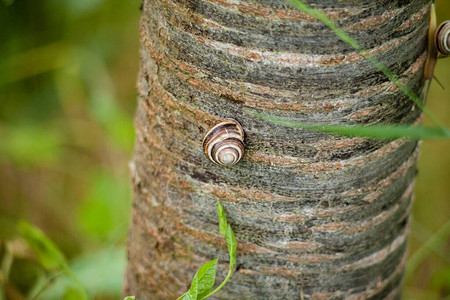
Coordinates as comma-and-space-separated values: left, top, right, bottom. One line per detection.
425, 5, 450, 80
202, 119, 245, 166
435, 21, 450, 57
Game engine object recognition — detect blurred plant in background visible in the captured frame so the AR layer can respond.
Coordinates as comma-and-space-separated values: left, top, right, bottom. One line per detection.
0, 0, 139, 298
0, 0, 449, 299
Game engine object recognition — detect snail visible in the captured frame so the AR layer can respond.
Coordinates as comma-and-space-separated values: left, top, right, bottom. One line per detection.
424, 4, 449, 80
435, 21, 450, 57
202, 119, 245, 166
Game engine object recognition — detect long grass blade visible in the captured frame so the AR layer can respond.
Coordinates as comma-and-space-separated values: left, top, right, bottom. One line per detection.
245, 109, 450, 140
405, 220, 450, 278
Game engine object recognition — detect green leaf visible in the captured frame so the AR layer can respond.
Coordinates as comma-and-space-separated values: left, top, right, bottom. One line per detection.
193, 215, 237, 300
17, 220, 67, 271
217, 201, 227, 236
184, 277, 199, 300
225, 225, 237, 267
194, 259, 218, 299
123, 297, 135, 300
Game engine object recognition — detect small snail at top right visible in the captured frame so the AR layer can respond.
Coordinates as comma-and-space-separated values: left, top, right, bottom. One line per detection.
435, 21, 450, 57
424, 4, 450, 80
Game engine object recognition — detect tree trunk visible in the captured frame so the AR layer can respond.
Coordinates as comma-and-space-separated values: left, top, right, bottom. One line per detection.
124, 0, 430, 298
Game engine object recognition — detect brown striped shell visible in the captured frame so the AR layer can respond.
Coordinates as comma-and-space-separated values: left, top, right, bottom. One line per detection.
425, 5, 450, 80
435, 21, 450, 57
202, 119, 245, 166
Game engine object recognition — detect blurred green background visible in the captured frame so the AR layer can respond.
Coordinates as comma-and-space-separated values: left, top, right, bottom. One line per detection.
0, 0, 449, 299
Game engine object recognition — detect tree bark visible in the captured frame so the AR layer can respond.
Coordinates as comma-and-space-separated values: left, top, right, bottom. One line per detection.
124, 0, 430, 298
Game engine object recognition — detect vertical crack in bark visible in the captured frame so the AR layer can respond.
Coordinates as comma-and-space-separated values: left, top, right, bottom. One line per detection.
124, 0, 430, 298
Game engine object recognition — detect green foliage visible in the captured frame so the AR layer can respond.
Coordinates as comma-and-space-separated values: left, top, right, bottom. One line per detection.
184, 278, 199, 300
3, 220, 127, 299
0, 0, 137, 298
177, 201, 237, 300
225, 225, 237, 268
17, 221, 89, 300
217, 201, 228, 236
192, 259, 218, 299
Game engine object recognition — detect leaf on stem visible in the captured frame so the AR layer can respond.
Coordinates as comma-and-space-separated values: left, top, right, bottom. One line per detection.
193, 259, 218, 299
184, 277, 199, 300
178, 202, 237, 299
225, 225, 237, 268
217, 201, 227, 236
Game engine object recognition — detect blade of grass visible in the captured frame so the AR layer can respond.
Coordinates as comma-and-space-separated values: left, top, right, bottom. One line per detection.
286, 0, 449, 133
0, 245, 13, 286
411, 221, 450, 263
18, 221, 67, 271
245, 108, 450, 140
405, 219, 450, 279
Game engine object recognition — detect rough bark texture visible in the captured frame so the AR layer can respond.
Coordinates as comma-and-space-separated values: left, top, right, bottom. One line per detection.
124, 0, 431, 298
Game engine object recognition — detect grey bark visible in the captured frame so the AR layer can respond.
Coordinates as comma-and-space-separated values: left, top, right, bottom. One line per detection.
124, 0, 430, 298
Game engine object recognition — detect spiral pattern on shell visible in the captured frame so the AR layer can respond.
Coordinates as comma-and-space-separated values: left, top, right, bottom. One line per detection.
435, 21, 450, 56
202, 119, 245, 166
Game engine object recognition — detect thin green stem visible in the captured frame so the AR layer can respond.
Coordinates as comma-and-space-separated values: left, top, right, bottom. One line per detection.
405, 219, 450, 278
286, 0, 449, 133
28, 271, 63, 300
200, 265, 233, 300
176, 292, 187, 300
411, 221, 450, 263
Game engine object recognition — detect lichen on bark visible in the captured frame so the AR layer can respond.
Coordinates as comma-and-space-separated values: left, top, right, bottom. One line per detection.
124, 0, 431, 298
